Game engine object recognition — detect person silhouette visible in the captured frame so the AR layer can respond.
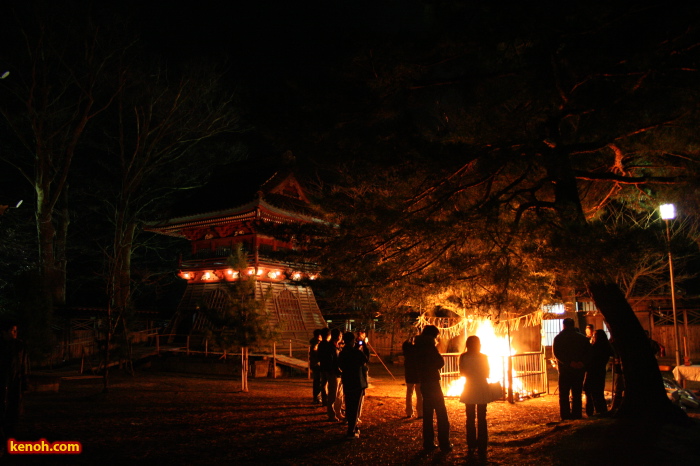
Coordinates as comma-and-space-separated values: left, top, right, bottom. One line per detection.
415, 325, 451, 452
553, 318, 591, 420
338, 332, 368, 438
0, 321, 29, 443
459, 335, 490, 460
584, 329, 613, 417
402, 334, 422, 419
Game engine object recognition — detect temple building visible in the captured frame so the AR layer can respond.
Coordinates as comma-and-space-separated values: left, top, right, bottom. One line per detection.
146, 160, 326, 343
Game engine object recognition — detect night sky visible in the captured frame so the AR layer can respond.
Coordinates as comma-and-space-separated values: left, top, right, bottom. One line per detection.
1, 0, 389, 167
1, 0, 397, 307
4, 1, 700, 205
0, 0, 424, 202
1, 1, 336, 198
118, 1, 379, 156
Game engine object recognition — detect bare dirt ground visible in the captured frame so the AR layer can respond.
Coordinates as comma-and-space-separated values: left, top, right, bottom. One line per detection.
5, 361, 700, 465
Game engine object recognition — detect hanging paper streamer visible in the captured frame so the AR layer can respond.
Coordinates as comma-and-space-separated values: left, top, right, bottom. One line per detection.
417, 310, 544, 339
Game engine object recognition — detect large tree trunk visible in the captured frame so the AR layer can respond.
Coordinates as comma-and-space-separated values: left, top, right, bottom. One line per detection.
54, 186, 70, 306
544, 142, 685, 422
35, 162, 67, 307
102, 308, 112, 394
112, 218, 135, 313
587, 282, 686, 422
103, 212, 136, 389
116, 221, 136, 374
36, 186, 57, 298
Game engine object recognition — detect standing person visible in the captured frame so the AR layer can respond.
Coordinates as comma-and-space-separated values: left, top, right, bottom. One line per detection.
459, 335, 490, 461
356, 330, 371, 361
415, 325, 452, 452
319, 328, 344, 421
402, 334, 422, 419
584, 329, 613, 417
645, 330, 664, 358
317, 328, 331, 405
585, 324, 595, 342
553, 317, 591, 420
0, 321, 29, 443
333, 330, 346, 419
610, 338, 625, 414
354, 329, 370, 425
308, 329, 325, 405
338, 332, 369, 439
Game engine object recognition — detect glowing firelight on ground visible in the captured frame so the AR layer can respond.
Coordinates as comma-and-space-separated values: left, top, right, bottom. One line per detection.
445, 319, 522, 397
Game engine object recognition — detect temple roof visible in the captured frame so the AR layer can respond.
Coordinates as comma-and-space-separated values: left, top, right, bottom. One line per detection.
147, 197, 319, 238
146, 153, 321, 235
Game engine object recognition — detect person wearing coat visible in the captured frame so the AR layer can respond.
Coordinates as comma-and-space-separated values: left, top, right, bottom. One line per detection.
553, 318, 592, 420
338, 332, 368, 438
459, 335, 490, 460
584, 329, 613, 417
308, 329, 325, 405
402, 335, 423, 418
0, 321, 29, 443
415, 325, 452, 452
318, 328, 344, 421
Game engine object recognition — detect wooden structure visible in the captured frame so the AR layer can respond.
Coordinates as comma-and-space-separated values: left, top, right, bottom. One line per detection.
541, 296, 700, 363
631, 295, 700, 362
146, 165, 326, 344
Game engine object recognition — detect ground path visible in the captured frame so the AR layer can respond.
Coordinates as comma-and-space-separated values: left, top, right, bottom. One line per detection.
6, 362, 700, 465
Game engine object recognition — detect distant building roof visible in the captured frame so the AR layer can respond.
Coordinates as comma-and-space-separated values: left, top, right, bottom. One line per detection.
145, 152, 321, 236
171, 153, 314, 215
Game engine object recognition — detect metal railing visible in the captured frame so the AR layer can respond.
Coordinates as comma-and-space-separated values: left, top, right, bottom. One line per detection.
440, 350, 548, 403
148, 334, 310, 375
441, 352, 462, 395
508, 351, 549, 398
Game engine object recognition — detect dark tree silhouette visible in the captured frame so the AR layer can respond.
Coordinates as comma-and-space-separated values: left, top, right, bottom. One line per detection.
311, 2, 700, 421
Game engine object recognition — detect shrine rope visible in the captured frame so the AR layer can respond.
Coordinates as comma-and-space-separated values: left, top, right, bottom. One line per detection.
416, 310, 544, 340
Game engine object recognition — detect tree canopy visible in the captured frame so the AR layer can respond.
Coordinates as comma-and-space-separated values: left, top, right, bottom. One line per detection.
306, 1, 700, 315
303, 1, 700, 420
0, 4, 245, 368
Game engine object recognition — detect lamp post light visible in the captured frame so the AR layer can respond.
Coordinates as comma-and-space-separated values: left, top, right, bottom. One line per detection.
0, 199, 23, 217
660, 203, 683, 367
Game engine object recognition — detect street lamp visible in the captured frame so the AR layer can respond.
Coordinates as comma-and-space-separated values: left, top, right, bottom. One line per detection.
660, 203, 683, 367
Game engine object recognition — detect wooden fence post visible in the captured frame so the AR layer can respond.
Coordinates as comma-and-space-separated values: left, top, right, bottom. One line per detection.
242, 347, 249, 391
273, 342, 277, 379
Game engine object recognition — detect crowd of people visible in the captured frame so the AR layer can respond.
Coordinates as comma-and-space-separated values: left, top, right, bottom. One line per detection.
0, 317, 664, 460
310, 319, 658, 461
308, 327, 369, 438
553, 317, 663, 420
310, 324, 495, 460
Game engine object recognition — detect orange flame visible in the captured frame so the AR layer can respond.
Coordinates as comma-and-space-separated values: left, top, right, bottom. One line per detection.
445, 320, 522, 397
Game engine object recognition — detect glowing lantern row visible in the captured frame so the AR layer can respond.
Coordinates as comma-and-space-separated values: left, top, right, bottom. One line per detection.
178, 269, 318, 281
